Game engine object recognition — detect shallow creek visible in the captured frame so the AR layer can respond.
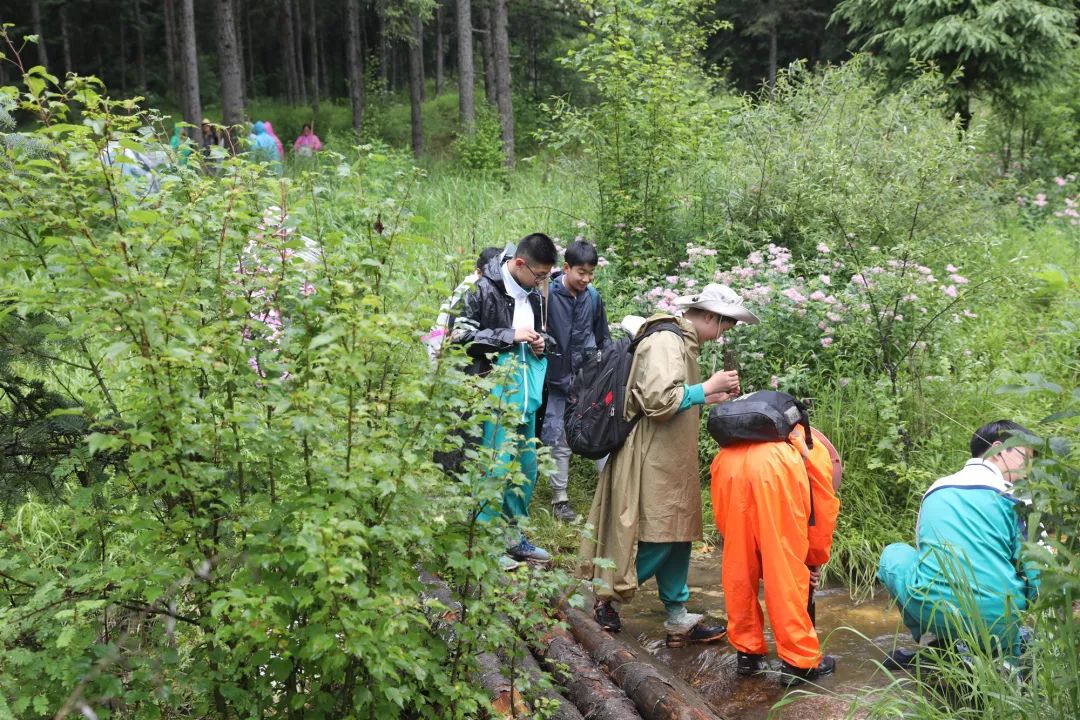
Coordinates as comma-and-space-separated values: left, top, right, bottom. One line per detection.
607, 555, 908, 719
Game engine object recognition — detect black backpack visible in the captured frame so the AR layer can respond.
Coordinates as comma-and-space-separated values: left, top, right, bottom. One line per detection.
707, 390, 817, 524
564, 321, 682, 460
706, 390, 813, 449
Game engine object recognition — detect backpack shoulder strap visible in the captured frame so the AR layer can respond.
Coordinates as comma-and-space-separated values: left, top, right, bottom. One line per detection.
587, 285, 599, 314
631, 319, 683, 348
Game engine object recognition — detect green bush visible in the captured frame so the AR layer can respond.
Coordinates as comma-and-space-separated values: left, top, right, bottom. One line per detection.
0, 60, 572, 719
451, 106, 507, 174
539, 0, 728, 262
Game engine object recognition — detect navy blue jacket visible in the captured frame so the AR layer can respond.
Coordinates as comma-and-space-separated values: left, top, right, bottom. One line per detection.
545, 272, 609, 394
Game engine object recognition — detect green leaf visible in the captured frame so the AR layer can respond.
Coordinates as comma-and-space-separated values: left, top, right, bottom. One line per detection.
55, 626, 76, 649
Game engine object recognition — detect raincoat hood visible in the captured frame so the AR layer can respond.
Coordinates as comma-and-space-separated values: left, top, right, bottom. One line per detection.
253, 121, 266, 134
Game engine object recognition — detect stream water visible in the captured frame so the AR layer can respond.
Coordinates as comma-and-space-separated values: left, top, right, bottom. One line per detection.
611, 555, 908, 719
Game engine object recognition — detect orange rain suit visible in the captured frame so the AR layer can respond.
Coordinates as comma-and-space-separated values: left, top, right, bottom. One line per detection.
709, 428, 840, 669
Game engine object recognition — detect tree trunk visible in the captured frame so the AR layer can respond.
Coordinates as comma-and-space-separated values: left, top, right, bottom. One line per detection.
378, 11, 389, 90
30, 0, 50, 70
119, 14, 128, 93
535, 625, 641, 720
293, 0, 308, 106
58, 5, 73, 76
409, 14, 425, 157
241, 0, 254, 100
178, 0, 203, 145
307, 0, 320, 112
282, 0, 299, 103
456, 0, 475, 131
481, 4, 497, 106
345, 0, 365, 133
435, 2, 445, 96
767, 21, 777, 99
216, 0, 245, 133
491, 0, 514, 167
319, 30, 329, 99
560, 606, 723, 720
134, 0, 148, 90
163, 0, 182, 109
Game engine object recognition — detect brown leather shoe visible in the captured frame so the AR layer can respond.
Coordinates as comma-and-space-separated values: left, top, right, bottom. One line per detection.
665, 620, 727, 648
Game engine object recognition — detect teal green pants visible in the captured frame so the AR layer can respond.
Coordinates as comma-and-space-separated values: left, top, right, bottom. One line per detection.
637, 541, 691, 612
879, 542, 1022, 655
476, 412, 538, 525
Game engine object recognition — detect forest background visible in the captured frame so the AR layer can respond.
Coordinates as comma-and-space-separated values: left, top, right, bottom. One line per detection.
0, 0, 1078, 718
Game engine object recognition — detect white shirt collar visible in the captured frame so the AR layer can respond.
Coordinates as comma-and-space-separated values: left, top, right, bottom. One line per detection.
500, 261, 529, 301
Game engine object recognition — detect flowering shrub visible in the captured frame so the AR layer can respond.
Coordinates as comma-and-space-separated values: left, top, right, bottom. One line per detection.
629, 241, 983, 396
0, 62, 570, 719
1018, 173, 1080, 226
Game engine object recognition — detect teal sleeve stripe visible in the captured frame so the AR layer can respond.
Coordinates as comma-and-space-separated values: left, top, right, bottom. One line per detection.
677, 383, 705, 412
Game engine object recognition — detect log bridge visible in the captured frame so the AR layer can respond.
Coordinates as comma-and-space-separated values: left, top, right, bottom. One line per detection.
418, 570, 725, 720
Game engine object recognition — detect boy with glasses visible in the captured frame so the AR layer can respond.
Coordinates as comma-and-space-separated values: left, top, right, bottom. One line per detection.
452, 234, 558, 569
878, 419, 1041, 660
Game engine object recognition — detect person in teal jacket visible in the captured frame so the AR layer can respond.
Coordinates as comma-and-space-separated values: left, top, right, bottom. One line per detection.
170, 124, 193, 165
248, 122, 283, 172
878, 420, 1040, 657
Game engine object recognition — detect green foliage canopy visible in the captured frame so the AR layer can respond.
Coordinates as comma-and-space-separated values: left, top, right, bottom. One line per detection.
833, 0, 1079, 123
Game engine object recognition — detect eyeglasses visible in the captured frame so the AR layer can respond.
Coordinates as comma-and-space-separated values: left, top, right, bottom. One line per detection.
521, 262, 551, 282
1013, 447, 1036, 463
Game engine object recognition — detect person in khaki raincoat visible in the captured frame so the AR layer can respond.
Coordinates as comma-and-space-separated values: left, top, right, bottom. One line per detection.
578, 284, 759, 647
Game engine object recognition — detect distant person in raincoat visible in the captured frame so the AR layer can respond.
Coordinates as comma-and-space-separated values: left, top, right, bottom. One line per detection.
263, 121, 286, 160
423, 246, 503, 363
293, 123, 323, 156
878, 420, 1039, 661
249, 121, 282, 171
578, 283, 755, 648
450, 234, 559, 571
200, 118, 220, 155
170, 124, 193, 165
101, 136, 164, 197
710, 425, 842, 684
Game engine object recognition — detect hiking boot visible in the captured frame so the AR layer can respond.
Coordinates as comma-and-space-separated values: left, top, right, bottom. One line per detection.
665, 619, 727, 648
498, 554, 522, 572
552, 501, 578, 523
882, 647, 919, 671
594, 599, 621, 632
506, 537, 551, 566
779, 655, 837, 686
737, 652, 770, 676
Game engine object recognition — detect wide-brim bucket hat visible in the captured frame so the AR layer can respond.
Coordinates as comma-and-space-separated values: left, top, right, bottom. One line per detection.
673, 283, 760, 325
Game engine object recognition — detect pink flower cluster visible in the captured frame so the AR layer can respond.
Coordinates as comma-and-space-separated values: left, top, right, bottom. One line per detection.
235, 206, 320, 377
1019, 174, 1079, 225
644, 239, 979, 355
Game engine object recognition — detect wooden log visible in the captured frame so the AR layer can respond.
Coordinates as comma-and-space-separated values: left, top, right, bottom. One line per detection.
418, 570, 527, 717
535, 624, 643, 720
496, 635, 586, 720
560, 605, 724, 720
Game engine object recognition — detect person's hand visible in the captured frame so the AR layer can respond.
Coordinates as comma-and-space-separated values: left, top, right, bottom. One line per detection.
704, 391, 732, 405
808, 565, 821, 590
527, 334, 546, 356
514, 327, 540, 344
704, 369, 740, 397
